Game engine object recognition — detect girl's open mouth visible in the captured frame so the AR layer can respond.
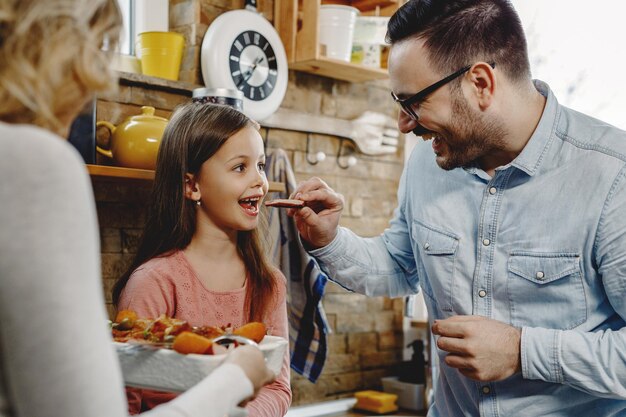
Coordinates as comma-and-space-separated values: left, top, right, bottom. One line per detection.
239, 196, 260, 216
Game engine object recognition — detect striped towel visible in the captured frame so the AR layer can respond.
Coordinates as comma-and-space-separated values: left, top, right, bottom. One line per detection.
264, 148, 330, 382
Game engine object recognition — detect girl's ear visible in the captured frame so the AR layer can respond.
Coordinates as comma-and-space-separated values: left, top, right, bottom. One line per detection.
184, 173, 201, 202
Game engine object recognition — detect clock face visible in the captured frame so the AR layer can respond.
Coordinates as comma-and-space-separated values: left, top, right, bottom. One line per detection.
200, 9, 288, 121
228, 30, 278, 101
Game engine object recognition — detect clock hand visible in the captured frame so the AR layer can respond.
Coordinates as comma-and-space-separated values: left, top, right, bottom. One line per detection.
237, 56, 265, 87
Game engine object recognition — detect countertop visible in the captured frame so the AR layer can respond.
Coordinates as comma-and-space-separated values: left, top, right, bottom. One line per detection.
286, 398, 427, 417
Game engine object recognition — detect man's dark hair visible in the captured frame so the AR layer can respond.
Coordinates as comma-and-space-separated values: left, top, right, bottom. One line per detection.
387, 0, 531, 83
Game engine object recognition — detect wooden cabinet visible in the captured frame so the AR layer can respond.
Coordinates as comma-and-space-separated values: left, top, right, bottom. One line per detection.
274, 0, 401, 82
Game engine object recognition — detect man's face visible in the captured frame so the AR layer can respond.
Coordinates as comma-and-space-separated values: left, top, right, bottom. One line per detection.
435, 91, 506, 170
389, 38, 506, 170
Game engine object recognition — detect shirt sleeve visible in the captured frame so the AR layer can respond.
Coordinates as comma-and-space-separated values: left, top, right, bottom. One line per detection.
309, 162, 419, 298
522, 164, 626, 399
245, 271, 292, 417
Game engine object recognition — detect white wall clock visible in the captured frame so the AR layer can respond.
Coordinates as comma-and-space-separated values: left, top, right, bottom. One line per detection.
200, 0, 288, 121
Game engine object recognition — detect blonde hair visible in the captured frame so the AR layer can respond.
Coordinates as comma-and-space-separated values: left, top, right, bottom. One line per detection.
0, 0, 122, 134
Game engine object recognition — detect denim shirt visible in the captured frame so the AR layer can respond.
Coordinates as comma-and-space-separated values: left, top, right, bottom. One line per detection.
310, 81, 626, 417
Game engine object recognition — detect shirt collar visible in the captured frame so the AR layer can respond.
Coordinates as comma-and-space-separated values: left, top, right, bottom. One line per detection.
509, 80, 560, 176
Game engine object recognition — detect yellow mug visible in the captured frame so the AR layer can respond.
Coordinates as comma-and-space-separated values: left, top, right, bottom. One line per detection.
136, 31, 185, 81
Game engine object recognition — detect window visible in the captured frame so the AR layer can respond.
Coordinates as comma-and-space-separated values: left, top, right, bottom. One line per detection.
116, 0, 134, 55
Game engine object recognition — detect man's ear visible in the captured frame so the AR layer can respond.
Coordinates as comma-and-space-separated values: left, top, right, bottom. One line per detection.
466, 62, 496, 110
184, 173, 201, 202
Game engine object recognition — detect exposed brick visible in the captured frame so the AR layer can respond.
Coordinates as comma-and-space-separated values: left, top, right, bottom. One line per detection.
170, 0, 200, 27
323, 353, 360, 374
121, 228, 143, 254
335, 313, 375, 333
318, 371, 363, 396
379, 330, 404, 351
100, 228, 122, 253
374, 310, 396, 332
327, 333, 347, 354
101, 253, 135, 281
322, 293, 370, 314
360, 350, 402, 370
105, 303, 117, 321
102, 278, 117, 303
362, 368, 394, 390
347, 332, 378, 354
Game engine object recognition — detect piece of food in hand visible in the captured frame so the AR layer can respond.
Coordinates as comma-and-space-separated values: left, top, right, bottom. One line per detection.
264, 198, 305, 208
233, 322, 267, 343
114, 309, 138, 330
172, 331, 214, 354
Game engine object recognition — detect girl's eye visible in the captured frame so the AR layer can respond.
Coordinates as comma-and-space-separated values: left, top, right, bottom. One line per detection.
234, 164, 245, 172
258, 162, 266, 171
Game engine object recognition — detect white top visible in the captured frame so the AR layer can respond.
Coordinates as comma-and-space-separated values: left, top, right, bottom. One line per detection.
0, 122, 253, 417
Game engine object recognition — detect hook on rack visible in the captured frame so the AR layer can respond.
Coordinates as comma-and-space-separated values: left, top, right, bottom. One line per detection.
336, 138, 357, 169
305, 133, 327, 165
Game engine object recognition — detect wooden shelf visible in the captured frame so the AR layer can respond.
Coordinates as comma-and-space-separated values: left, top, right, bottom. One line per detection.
275, 0, 400, 82
289, 57, 388, 82
86, 164, 286, 192
87, 164, 154, 181
324, 0, 399, 13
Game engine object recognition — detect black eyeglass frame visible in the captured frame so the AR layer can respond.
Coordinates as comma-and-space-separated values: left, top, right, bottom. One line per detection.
391, 62, 496, 120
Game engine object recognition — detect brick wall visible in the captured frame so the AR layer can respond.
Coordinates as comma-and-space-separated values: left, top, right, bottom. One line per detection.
96, 0, 405, 405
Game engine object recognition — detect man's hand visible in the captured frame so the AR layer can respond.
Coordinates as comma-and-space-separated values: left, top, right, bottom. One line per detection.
431, 315, 521, 381
287, 177, 344, 249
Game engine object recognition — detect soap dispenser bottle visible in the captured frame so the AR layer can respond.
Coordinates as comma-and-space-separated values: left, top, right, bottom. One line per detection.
399, 339, 426, 385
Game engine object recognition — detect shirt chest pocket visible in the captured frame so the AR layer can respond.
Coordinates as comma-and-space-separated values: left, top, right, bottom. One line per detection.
507, 252, 586, 330
412, 220, 459, 312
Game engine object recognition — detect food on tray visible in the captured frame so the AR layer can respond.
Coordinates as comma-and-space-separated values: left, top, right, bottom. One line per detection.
232, 322, 267, 343
172, 331, 214, 354
111, 310, 265, 355
264, 198, 305, 208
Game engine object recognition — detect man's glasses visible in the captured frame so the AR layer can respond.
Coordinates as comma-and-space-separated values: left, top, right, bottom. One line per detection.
391, 62, 496, 122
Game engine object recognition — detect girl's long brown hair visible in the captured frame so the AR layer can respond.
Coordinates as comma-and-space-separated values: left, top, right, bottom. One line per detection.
112, 103, 276, 322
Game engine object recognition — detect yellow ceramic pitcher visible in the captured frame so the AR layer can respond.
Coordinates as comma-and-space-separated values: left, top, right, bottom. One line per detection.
96, 106, 168, 170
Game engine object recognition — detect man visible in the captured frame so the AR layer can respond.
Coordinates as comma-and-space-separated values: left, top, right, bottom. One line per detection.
288, 0, 626, 416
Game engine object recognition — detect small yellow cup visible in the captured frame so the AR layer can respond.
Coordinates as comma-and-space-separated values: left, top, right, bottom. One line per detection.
136, 31, 185, 81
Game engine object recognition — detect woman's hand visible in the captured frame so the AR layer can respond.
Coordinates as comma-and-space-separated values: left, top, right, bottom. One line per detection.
287, 177, 345, 249
225, 345, 275, 398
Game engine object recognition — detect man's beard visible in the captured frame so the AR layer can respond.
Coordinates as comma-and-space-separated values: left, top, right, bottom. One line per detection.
435, 95, 506, 171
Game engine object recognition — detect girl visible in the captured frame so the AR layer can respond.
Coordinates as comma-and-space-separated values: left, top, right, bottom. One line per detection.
112, 102, 291, 416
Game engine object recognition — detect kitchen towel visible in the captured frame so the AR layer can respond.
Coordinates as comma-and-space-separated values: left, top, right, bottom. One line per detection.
264, 148, 330, 382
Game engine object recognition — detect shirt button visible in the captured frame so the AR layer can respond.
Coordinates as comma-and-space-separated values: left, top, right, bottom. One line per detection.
482, 386, 491, 394
489, 187, 497, 195
536, 271, 545, 280
424, 243, 430, 250
482, 238, 491, 246
478, 290, 487, 298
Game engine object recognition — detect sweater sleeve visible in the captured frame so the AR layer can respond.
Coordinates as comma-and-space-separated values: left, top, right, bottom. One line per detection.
245, 271, 292, 417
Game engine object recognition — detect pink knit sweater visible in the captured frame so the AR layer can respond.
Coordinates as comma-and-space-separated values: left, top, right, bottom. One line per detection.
118, 250, 291, 416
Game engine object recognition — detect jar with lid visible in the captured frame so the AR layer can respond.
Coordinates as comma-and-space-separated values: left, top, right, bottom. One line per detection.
192, 88, 244, 112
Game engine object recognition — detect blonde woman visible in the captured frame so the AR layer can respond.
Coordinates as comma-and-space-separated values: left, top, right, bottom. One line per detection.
0, 1, 274, 416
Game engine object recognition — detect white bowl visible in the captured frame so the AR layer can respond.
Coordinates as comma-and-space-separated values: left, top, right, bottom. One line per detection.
114, 335, 288, 392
